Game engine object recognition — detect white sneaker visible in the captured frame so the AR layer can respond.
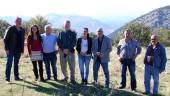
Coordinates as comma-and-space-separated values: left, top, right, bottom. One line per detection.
6, 81, 11, 84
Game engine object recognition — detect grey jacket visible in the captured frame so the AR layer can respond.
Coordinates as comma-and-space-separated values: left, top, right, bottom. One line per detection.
92, 35, 112, 63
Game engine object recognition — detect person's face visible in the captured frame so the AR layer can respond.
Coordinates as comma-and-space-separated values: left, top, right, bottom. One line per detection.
97, 30, 103, 37
15, 18, 22, 27
83, 29, 88, 37
45, 26, 52, 34
124, 31, 131, 39
151, 36, 158, 45
31, 26, 38, 34
64, 22, 71, 30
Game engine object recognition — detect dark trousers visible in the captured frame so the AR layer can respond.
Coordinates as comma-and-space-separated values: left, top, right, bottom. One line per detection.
5, 52, 21, 81
43, 52, 57, 80
120, 58, 136, 90
32, 61, 44, 80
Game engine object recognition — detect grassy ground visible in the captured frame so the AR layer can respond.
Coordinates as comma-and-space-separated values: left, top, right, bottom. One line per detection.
0, 40, 170, 96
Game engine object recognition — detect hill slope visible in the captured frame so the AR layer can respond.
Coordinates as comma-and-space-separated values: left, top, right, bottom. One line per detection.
109, 5, 170, 38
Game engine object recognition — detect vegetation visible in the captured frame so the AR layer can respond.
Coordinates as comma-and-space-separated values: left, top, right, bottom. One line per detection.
0, 16, 62, 38
0, 40, 170, 96
112, 23, 151, 47
0, 20, 10, 38
152, 28, 170, 46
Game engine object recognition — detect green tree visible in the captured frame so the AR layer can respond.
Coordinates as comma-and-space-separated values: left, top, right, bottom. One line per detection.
112, 32, 123, 46
153, 28, 170, 46
22, 21, 31, 36
89, 32, 97, 39
0, 19, 10, 38
30, 15, 50, 34
112, 23, 151, 47
126, 23, 151, 46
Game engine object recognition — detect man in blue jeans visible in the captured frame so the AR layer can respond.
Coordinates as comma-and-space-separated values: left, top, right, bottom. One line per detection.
117, 29, 141, 91
4, 17, 25, 83
144, 35, 167, 95
92, 28, 112, 88
41, 25, 58, 81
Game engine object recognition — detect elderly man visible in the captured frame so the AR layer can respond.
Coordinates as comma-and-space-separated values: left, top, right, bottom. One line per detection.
41, 25, 58, 81
57, 20, 77, 84
4, 17, 25, 83
117, 29, 141, 91
92, 28, 112, 88
143, 35, 167, 95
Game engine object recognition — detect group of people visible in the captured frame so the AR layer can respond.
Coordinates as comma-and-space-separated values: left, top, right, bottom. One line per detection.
3, 17, 167, 95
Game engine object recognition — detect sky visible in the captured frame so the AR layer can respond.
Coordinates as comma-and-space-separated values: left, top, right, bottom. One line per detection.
0, 0, 170, 18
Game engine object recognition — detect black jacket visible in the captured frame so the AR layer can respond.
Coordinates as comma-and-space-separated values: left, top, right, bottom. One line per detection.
76, 37, 92, 55
3, 26, 25, 53
57, 29, 77, 53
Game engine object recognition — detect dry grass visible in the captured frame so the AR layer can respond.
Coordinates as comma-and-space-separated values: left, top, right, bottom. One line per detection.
0, 39, 6, 58
0, 40, 170, 96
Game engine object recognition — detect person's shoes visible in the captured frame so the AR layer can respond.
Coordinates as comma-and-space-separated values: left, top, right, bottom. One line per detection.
40, 78, 46, 82
84, 79, 88, 85
35, 77, 39, 81
92, 81, 98, 85
54, 78, 58, 82
118, 86, 125, 89
104, 85, 109, 88
81, 79, 85, 84
5, 80, 11, 84
131, 89, 136, 92
143, 92, 150, 95
46, 77, 51, 81
70, 80, 77, 84
152, 94, 158, 96
61, 77, 68, 83
15, 78, 22, 81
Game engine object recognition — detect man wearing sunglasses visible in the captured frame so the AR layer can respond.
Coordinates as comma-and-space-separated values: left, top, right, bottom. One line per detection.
143, 35, 167, 95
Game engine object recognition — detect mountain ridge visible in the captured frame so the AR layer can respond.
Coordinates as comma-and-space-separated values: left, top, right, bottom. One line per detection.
109, 5, 170, 38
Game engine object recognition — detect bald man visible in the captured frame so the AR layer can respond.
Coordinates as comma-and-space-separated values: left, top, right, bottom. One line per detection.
143, 35, 167, 95
92, 28, 112, 88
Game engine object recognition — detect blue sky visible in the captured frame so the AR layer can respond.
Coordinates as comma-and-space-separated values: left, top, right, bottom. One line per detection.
0, 0, 170, 18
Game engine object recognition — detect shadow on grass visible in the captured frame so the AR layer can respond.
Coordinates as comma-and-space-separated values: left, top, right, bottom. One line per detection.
11, 80, 146, 96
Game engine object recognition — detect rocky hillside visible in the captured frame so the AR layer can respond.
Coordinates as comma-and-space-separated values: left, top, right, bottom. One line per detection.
109, 5, 170, 38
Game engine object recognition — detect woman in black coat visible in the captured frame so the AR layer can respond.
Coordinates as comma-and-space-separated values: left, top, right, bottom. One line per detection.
76, 28, 92, 84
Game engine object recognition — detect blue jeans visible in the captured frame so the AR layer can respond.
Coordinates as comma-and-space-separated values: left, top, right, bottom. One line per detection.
43, 52, 57, 79
78, 55, 91, 80
93, 60, 109, 86
5, 52, 21, 81
144, 64, 159, 94
120, 59, 136, 90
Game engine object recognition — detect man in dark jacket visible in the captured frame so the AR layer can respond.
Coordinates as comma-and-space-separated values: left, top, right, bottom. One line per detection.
143, 35, 167, 95
57, 20, 77, 84
4, 17, 25, 83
